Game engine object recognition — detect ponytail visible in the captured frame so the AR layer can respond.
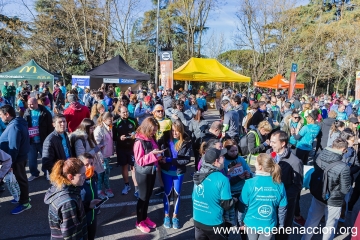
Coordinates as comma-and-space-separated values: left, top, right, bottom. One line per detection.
49, 158, 84, 189
271, 163, 282, 184
256, 153, 282, 184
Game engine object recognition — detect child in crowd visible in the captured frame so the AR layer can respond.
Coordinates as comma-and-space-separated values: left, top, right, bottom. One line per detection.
94, 112, 115, 199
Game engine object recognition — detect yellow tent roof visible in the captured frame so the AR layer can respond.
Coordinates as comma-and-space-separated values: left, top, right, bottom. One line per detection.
173, 57, 250, 82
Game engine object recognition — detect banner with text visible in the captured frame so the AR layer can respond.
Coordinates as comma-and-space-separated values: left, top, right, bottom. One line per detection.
160, 51, 173, 89
103, 78, 137, 84
288, 63, 298, 99
72, 75, 90, 89
356, 71, 360, 100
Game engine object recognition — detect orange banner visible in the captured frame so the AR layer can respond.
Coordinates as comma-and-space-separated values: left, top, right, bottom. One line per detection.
160, 61, 173, 89
288, 63, 297, 99
356, 71, 360, 100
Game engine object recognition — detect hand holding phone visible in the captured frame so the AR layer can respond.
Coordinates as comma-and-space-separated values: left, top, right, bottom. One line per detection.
92, 197, 109, 209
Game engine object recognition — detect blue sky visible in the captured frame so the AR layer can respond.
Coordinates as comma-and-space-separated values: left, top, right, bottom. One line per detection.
3, 0, 310, 52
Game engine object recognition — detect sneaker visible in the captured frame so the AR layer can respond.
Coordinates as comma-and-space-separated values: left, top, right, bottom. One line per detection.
11, 203, 31, 215
11, 198, 31, 204
293, 216, 306, 227
28, 175, 39, 182
153, 186, 165, 196
98, 191, 107, 200
163, 216, 172, 228
144, 217, 156, 229
122, 185, 131, 195
136, 221, 151, 233
172, 217, 180, 229
134, 191, 139, 199
105, 189, 114, 198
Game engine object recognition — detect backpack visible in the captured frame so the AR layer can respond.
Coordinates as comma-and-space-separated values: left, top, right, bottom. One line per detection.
238, 130, 258, 156
309, 161, 343, 201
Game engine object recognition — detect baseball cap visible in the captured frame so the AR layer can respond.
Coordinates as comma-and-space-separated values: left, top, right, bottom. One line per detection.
349, 117, 359, 124
159, 86, 164, 90
204, 148, 227, 164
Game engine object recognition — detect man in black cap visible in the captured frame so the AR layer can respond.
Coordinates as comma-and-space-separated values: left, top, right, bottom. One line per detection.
192, 147, 236, 240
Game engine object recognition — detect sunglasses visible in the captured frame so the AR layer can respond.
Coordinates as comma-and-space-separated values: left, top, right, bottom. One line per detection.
294, 117, 301, 119
155, 110, 164, 113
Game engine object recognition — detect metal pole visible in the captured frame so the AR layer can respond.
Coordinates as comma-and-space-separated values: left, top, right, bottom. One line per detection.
155, 0, 160, 87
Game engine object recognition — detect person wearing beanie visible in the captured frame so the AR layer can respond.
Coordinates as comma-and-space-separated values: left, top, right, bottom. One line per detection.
134, 95, 153, 124
64, 94, 90, 132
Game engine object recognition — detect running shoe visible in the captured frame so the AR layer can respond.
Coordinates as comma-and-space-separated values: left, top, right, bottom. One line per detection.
172, 217, 180, 229
136, 221, 150, 233
28, 175, 39, 182
11, 203, 32, 215
122, 185, 131, 195
98, 191, 107, 200
105, 189, 114, 198
144, 217, 156, 229
163, 216, 172, 228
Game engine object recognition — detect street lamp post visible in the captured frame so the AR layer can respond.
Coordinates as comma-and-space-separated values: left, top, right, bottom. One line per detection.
155, 0, 160, 87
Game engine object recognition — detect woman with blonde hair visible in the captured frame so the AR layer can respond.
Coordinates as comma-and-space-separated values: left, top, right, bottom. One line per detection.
243, 120, 272, 167
90, 103, 105, 125
44, 158, 101, 240
300, 103, 312, 125
239, 153, 287, 240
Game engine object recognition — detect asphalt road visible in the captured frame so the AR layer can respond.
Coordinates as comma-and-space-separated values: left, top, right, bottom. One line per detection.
0, 108, 358, 240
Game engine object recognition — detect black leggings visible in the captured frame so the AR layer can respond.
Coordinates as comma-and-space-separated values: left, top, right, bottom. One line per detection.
295, 148, 310, 165
87, 218, 97, 240
135, 171, 156, 223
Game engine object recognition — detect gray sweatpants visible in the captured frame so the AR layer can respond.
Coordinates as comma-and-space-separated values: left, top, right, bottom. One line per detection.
301, 197, 342, 240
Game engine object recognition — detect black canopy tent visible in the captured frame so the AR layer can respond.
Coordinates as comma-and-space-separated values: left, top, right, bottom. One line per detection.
86, 55, 150, 90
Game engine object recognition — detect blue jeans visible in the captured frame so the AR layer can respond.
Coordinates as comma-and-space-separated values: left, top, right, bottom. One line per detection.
98, 158, 110, 190
28, 142, 43, 177
10, 96, 15, 108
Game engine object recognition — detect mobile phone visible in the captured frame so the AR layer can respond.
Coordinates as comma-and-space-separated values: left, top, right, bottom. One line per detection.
94, 197, 109, 209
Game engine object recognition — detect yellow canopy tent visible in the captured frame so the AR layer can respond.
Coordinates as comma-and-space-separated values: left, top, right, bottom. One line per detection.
173, 57, 250, 82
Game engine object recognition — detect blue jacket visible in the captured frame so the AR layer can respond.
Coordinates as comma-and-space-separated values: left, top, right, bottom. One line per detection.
0, 117, 30, 163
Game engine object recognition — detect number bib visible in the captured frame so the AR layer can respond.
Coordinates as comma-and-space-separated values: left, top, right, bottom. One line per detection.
229, 166, 244, 177
28, 127, 40, 138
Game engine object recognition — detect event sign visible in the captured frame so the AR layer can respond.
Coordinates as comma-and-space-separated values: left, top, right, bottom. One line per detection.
160, 51, 173, 89
288, 63, 297, 99
72, 75, 90, 89
356, 71, 360, 100
103, 78, 137, 84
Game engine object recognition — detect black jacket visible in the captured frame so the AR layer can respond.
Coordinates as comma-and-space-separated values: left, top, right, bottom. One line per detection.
266, 148, 303, 197
23, 104, 54, 144
247, 129, 267, 155
113, 117, 138, 150
201, 131, 220, 144
248, 110, 268, 127
160, 135, 193, 175
80, 174, 99, 225
42, 130, 72, 173
320, 118, 336, 148
314, 148, 352, 207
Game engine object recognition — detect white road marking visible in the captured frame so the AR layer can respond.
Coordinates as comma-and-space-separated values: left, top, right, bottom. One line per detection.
101, 194, 192, 208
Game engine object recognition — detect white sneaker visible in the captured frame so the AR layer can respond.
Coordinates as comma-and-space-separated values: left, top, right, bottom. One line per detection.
122, 185, 131, 195
28, 175, 39, 182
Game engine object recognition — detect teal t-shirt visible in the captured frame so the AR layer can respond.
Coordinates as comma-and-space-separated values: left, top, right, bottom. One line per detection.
60, 133, 70, 159
240, 174, 287, 231
30, 109, 41, 143
289, 121, 298, 146
192, 171, 232, 226
336, 111, 348, 121
17, 99, 24, 108
223, 156, 251, 194
296, 124, 320, 151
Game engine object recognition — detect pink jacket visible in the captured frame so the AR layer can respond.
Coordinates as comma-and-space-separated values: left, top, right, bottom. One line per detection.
133, 133, 159, 166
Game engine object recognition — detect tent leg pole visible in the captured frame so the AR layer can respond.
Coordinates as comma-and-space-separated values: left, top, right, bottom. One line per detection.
248, 82, 250, 98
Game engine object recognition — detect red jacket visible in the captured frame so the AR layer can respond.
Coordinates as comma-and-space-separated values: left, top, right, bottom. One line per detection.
64, 102, 90, 132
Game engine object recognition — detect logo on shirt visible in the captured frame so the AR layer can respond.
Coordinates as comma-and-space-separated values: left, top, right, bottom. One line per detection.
128, 124, 133, 129
196, 184, 204, 198
258, 205, 272, 217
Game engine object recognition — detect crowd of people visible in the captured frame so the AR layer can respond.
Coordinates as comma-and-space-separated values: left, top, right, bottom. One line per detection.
0, 80, 359, 240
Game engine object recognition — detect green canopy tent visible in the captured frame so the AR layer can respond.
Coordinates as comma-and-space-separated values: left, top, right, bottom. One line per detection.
0, 59, 59, 88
